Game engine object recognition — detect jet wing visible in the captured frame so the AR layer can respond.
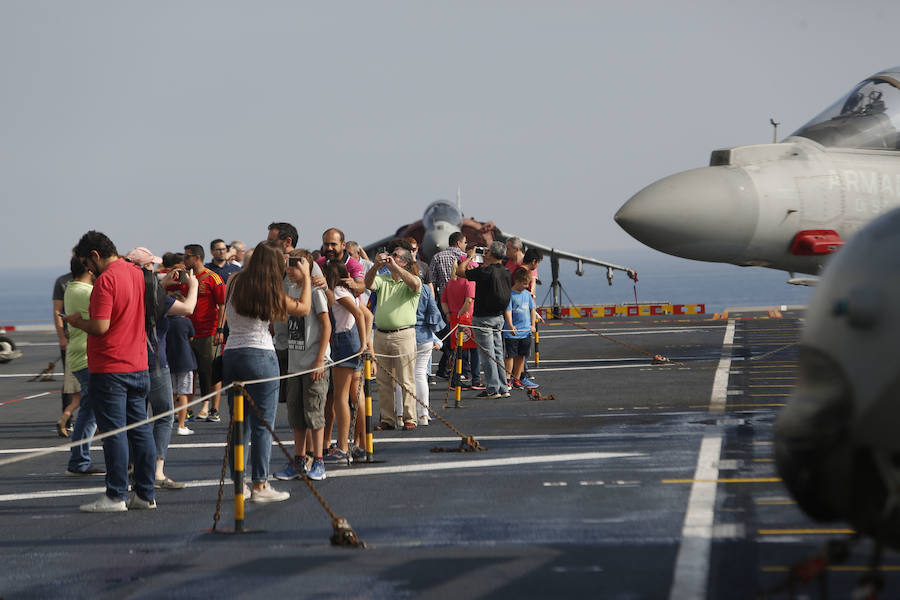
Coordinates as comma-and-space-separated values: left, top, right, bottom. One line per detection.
495, 229, 638, 284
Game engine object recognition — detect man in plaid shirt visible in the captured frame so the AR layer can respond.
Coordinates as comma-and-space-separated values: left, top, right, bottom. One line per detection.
428, 232, 467, 378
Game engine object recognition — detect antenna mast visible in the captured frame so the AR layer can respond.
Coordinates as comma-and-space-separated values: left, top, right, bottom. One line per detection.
770, 118, 780, 143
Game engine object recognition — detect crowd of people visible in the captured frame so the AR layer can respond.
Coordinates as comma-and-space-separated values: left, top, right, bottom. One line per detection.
51, 223, 542, 512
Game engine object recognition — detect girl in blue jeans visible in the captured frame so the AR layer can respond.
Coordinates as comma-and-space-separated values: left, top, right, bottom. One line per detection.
222, 241, 311, 503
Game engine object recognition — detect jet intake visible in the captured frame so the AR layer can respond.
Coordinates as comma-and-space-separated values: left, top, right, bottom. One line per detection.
790, 230, 844, 256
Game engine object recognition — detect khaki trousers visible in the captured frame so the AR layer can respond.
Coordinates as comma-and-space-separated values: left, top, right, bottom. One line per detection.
374, 328, 417, 427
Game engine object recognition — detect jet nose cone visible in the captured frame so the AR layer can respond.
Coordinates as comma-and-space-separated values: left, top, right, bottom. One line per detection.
616, 166, 759, 263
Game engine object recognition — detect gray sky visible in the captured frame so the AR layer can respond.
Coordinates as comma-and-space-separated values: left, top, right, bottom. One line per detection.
3, 1, 899, 268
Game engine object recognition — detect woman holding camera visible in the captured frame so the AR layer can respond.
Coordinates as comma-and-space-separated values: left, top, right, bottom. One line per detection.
223, 241, 311, 502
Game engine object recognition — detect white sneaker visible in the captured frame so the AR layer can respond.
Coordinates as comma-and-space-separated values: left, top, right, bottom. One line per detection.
177, 427, 194, 436
79, 494, 127, 513
250, 482, 290, 503
126, 494, 157, 510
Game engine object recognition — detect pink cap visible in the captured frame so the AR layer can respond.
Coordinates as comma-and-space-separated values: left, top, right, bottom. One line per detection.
125, 247, 162, 267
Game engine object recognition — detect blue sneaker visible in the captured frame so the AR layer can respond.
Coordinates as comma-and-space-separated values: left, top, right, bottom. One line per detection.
307, 458, 326, 481
323, 448, 352, 465
274, 458, 304, 481
522, 377, 540, 389
350, 444, 367, 460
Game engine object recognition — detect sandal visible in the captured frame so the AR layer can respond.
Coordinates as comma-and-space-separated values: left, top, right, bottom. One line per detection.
56, 415, 70, 438
154, 477, 186, 490
374, 422, 393, 431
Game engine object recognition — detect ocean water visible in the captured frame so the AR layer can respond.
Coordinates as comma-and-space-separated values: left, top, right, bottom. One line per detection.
0, 253, 815, 326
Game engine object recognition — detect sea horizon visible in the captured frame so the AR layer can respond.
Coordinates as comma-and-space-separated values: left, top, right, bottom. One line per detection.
0, 248, 814, 326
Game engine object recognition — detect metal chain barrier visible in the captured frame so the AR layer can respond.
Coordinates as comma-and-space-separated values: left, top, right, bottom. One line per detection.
554, 316, 681, 366
239, 384, 368, 548
371, 353, 486, 453
211, 416, 235, 532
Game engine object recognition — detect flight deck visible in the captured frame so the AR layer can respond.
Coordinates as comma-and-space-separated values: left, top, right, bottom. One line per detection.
0, 311, 896, 598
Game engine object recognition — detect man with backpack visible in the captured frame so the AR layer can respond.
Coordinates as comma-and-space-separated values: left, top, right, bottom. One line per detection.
66, 231, 158, 512
457, 241, 512, 400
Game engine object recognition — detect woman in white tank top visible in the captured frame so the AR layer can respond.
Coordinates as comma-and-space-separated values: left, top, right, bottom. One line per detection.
222, 241, 311, 503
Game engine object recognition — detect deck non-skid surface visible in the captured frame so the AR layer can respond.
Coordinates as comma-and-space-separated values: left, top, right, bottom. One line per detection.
0, 313, 893, 598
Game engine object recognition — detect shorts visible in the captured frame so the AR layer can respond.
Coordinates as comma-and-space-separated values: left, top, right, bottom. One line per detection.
332, 329, 362, 371
171, 371, 194, 396
503, 335, 533, 359
63, 360, 82, 394
286, 370, 330, 430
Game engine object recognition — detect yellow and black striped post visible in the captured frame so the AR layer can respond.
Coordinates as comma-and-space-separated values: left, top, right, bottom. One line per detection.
364, 353, 374, 462
534, 321, 540, 367
455, 328, 463, 408
233, 384, 246, 532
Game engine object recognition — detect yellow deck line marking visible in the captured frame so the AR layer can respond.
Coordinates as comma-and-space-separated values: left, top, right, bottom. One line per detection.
755, 499, 795, 505
663, 477, 782, 484
752, 458, 775, 462
763, 565, 900, 572
725, 403, 785, 407
758, 528, 855, 535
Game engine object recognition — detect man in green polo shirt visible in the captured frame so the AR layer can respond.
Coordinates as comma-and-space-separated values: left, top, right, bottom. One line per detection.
364, 246, 421, 430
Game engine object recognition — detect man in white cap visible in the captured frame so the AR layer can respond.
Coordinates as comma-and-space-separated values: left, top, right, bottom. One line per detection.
125, 246, 199, 490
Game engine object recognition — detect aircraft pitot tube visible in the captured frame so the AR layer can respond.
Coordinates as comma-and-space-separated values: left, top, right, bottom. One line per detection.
775, 206, 900, 548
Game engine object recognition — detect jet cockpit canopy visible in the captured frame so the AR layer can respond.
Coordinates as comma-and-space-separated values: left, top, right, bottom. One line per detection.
792, 69, 900, 151
423, 200, 462, 230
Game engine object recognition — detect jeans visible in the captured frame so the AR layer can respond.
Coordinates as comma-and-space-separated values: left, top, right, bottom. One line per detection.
147, 366, 174, 462
90, 370, 155, 502
473, 315, 508, 395
67, 368, 97, 472
223, 347, 280, 483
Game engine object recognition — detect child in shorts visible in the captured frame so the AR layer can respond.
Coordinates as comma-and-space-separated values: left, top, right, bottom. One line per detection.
503, 268, 539, 389
166, 301, 197, 435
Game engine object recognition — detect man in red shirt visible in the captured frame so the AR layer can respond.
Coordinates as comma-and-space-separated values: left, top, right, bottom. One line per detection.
183, 244, 226, 422
67, 231, 157, 512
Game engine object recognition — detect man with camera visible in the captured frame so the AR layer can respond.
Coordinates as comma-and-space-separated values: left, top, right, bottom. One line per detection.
183, 244, 226, 422
365, 246, 422, 430
457, 241, 512, 399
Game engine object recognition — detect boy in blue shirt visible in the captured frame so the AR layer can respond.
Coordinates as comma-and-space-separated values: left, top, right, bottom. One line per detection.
503, 268, 539, 389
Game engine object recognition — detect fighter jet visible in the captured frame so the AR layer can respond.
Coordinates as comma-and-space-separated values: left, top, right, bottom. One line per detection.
364, 199, 637, 312
616, 66, 900, 283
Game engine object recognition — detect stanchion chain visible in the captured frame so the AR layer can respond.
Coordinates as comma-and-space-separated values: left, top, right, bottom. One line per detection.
211, 417, 235, 532
371, 354, 486, 453
557, 316, 682, 366
440, 342, 460, 410
30, 360, 58, 382
240, 387, 368, 548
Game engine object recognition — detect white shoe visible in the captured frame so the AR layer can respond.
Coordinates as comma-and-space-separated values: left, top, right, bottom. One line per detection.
419, 417, 429, 426
126, 494, 157, 510
250, 482, 290, 503
79, 494, 127, 513
177, 427, 194, 436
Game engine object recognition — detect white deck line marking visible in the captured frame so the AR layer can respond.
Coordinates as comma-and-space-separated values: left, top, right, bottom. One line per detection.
0, 432, 654, 455
0, 373, 63, 379
0, 451, 642, 503
669, 318, 734, 600
709, 320, 735, 415
539, 326, 725, 339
